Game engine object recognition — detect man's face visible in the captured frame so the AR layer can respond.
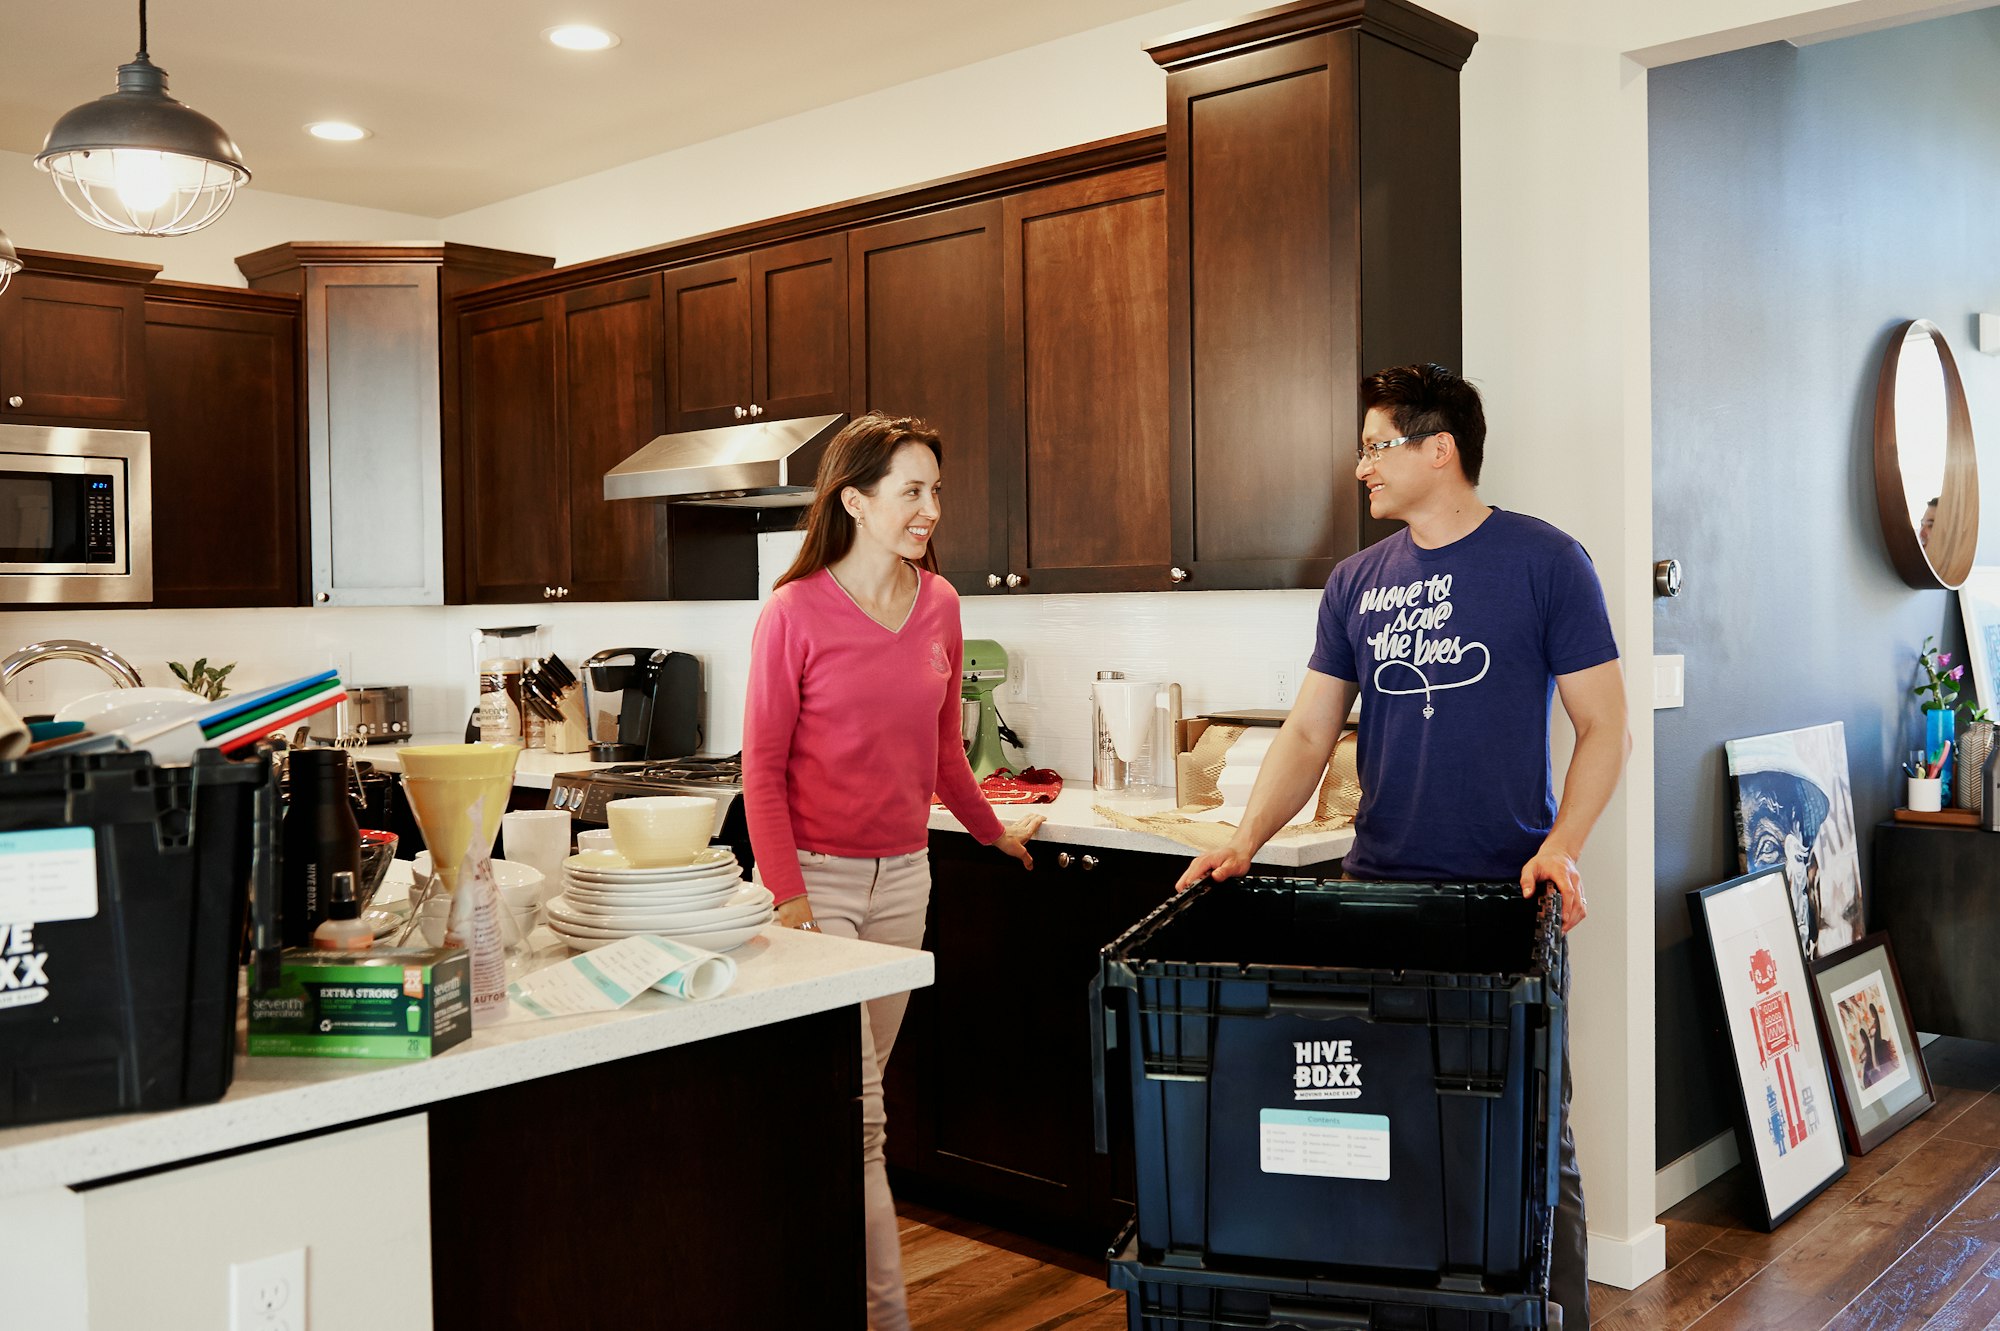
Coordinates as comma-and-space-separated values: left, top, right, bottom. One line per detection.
1354, 406, 1433, 522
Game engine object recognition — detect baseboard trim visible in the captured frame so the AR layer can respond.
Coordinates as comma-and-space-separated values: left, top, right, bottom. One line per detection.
1586, 1221, 1667, 1289
1655, 1128, 1740, 1213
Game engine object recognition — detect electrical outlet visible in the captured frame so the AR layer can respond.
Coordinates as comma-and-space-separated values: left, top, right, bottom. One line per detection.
1008, 653, 1026, 701
230, 1248, 306, 1331
1272, 662, 1293, 707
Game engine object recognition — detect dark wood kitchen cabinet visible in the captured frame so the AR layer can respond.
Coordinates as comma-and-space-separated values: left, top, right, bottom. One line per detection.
848, 202, 1008, 595
459, 295, 568, 603
662, 234, 846, 434
1151, 0, 1475, 590
886, 832, 1179, 1242
1001, 162, 1172, 594
143, 283, 304, 607
0, 251, 156, 427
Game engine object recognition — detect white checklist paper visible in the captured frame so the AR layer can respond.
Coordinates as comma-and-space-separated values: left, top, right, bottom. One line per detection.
1259, 1108, 1391, 1181
509, 934, 738, 1018
0, 828, 100, 924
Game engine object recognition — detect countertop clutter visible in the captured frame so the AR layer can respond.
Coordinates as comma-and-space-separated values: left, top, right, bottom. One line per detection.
0, 927, 929, 1198
928, 786, 1354, 866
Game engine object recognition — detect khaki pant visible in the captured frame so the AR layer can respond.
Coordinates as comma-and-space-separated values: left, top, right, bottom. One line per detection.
777, 849, 931, 1331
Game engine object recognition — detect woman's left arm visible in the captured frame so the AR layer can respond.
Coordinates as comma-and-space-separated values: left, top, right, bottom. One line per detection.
932, 632, 1042, 869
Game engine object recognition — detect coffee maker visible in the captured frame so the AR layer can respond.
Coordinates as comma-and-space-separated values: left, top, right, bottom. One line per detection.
583, 648, 703, 761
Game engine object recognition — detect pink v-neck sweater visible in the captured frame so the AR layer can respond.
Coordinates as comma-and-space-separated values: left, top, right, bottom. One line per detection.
745, 567, 1005, 904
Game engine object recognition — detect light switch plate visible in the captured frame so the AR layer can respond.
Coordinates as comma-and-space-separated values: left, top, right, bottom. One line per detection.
1653, 654, 1685, 710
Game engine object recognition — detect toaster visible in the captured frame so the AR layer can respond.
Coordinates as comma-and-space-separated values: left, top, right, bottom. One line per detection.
306, 685, 412, 745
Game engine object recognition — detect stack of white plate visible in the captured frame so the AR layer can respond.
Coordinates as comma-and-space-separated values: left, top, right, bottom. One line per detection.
545, 847, 773, 952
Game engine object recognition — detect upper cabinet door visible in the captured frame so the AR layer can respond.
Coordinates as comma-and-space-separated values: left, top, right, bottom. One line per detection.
0, 271, 149, 424
1002, 163, 1171, 595
750, 234, 848, 425
663, 254, 752, 433
848, 203, 1008, 595
144, 291, 303, 608
564, 275, 669, 601
459, 296, 567, 604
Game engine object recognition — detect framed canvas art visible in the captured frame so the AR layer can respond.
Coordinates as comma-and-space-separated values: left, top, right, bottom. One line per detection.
1689, 868, 1847, 1230
1810, 933, 1935, 1154
1724, 722, 1863, 960
1959, 566, 2000, 716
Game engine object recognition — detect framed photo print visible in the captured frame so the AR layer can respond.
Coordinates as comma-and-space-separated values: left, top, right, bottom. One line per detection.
1724, 722, 1864, 961
1810, 933, 1935, 1154
1688, 867, 1847, 1230
1959, 566, 2000, 715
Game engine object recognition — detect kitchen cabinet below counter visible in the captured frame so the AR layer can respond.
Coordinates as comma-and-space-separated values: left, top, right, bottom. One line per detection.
0, 928, 926, 1331
925, 785, 1353, 866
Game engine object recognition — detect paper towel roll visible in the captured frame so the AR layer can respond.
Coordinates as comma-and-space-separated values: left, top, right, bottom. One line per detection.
0, 691, 26, 760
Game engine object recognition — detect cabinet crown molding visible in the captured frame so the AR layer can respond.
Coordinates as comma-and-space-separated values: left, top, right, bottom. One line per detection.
14, 248, 162, 286
1147, 0, 1477, 71
234, 241, 554, 281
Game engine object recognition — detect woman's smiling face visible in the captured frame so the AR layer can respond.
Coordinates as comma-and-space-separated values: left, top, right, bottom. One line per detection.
846, 442, 942, 562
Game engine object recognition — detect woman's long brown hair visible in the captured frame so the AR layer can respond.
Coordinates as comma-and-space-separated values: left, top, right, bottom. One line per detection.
774, 413, 943, 590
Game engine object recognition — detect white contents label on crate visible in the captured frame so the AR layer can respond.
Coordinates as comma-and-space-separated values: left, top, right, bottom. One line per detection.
1259, 1108, 1391, 1181
0, 828, 100, 924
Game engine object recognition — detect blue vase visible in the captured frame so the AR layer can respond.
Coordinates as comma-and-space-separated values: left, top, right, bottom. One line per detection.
1926, 707, 1957, 800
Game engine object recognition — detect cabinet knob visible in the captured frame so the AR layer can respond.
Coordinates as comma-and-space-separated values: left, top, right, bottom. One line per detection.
1080, 855, 1099, 871
558, 586, 569, 598
5, 396, 19, 409
986, 574, 1002, 589
316, 591, 330, 604
1005, 573, 1025, 589
543, 586, 554, 599
748, 404, 764, 418
1057, 852, 1073, 869
1170, 567, 1189, 584
733, 406, 748, 420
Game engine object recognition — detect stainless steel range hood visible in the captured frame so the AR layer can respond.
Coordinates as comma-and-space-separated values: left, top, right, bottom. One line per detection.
603, 413, 845, 507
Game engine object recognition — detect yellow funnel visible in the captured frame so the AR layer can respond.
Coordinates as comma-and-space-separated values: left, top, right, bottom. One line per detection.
398, 744, 520, 894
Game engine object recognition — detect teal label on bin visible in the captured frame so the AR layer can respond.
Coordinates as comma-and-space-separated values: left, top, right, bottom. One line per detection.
0, 827, 98, 927
1259, 1109, 1390, 1181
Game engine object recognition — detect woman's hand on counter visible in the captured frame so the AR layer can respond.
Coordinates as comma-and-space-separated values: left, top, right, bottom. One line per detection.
774, 896, 817, 930
992, 814, 1046, 871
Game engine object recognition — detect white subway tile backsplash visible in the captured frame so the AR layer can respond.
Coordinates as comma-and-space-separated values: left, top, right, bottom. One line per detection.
4, 585, 1324, 780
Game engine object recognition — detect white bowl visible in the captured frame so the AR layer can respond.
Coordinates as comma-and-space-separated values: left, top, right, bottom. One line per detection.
416, 893, 536, 949
606, 795, 716, 867
53, 687, 207, 736
411, 853, 546, 901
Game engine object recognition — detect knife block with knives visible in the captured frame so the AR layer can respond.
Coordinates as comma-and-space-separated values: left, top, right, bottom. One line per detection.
522, 656, 593, 754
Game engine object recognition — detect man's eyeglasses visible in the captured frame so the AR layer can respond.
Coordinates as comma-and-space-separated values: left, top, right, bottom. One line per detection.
1354, 431, 1442, 464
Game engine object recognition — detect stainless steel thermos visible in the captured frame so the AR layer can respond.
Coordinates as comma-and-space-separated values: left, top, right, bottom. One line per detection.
282, 749, 361, 947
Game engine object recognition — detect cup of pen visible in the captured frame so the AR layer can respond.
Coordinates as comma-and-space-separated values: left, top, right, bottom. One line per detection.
397, 743, 522, 898
1907, 748, 1943, 812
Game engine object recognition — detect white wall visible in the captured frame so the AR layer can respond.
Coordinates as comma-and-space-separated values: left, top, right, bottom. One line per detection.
0, 147, 438, 287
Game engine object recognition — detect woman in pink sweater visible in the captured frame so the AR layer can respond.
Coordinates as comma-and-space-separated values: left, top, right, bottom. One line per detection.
745, 412, 1042, 1331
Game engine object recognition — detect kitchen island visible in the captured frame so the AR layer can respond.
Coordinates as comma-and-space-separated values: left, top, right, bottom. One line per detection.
0, 928, 929, 1331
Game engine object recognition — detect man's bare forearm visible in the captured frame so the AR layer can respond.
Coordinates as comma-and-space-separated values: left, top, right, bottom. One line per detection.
1543, 720, 1629, 858
1226, 724, 1336, 856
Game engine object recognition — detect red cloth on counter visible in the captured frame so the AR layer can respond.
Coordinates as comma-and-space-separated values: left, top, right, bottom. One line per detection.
932, 767, 1064, 807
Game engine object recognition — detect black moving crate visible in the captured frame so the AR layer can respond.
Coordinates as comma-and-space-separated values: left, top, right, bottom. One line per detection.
0, 749, 275, 1126
1108, 1225, 1551, 1331
1093, 878, 1562, 1293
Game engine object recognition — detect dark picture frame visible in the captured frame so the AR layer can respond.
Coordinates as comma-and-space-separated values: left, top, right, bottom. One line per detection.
1688, 868, 1848, 1230
1810, 932, 1935, 1154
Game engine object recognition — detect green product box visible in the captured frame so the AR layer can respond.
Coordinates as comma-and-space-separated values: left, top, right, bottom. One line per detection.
247, 947, 472, 1059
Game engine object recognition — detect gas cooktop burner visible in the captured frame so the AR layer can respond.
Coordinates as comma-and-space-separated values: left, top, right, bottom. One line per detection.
595, 755, 743, 786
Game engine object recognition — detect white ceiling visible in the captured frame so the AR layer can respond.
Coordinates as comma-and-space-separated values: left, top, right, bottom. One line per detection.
0, 0, 1175, 218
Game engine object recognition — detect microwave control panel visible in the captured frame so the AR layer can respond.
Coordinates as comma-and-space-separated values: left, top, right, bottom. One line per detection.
86, 477, 115, 563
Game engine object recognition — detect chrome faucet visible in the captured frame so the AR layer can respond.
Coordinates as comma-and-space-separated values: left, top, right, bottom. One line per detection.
0, 639, 145, 691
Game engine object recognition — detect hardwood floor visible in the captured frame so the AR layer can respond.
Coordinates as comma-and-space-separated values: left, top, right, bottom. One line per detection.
903, 1037, 2000, 1331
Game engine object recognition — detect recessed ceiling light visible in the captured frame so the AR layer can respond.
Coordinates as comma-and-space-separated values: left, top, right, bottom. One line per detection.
306, 121, 370, 142
544, 24, 619, 51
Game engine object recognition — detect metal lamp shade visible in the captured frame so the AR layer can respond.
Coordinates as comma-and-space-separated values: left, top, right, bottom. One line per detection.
35, 56, 250, 237
0, 231, 19, 298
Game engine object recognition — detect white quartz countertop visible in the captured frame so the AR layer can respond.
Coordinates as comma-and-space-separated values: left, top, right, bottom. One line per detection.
348, 743, 614, 790
927, 786, 1352, 867
0, 929, 929, 1199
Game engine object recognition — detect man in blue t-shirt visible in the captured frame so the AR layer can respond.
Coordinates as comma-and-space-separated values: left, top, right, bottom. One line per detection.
1177, 363, 1630, 1329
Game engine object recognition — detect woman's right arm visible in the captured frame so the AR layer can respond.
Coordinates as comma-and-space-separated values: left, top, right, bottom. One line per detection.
744, 597, 811, 908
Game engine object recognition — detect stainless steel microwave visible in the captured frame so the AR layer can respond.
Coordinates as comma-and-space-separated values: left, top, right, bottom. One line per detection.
0, 424, 152, 603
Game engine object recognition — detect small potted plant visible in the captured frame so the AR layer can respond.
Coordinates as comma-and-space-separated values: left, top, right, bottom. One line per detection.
1913, 636, 1963, 799
168, 657, 235, 702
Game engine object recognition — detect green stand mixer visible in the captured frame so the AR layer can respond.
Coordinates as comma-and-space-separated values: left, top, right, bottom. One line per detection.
960, 640, 1013, 779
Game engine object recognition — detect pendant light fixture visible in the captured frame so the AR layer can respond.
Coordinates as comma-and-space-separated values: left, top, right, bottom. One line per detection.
0, 231, 20, 297
35, 0, 250, 237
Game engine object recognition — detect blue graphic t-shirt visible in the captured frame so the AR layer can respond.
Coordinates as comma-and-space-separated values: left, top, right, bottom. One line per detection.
1308, 508, 1619, 881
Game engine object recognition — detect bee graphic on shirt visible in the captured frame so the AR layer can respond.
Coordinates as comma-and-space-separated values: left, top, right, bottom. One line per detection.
928, 641, 950, 676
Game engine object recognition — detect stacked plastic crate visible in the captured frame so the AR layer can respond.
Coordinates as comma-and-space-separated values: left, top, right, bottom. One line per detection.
1093, 877, 1565, 1330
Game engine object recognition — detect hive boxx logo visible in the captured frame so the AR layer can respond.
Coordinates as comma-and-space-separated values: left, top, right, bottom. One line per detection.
0, 923, 51, 1009
1293, 1038, 1364, 1101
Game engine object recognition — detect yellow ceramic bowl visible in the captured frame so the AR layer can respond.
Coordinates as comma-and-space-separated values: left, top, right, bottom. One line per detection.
606, 795, 715, 867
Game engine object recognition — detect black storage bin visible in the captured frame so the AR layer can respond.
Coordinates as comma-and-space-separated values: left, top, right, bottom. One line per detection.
0, 749, 275, 1127
1108, 1226, 1551, 1330
1092, 878, 1562, 1293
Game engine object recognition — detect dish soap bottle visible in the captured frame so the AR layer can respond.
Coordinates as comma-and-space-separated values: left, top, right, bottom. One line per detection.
312, 871, 373, 951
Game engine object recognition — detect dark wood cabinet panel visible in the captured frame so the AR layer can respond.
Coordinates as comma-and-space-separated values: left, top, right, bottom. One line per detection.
143, 287, 303, 607
751, 234, 847, 425
1004, 163, 1171, 594
1154, 6, 1472, 590
563, 276, 668, 600
459, 297, 566, 602
0, 261, 153, 425
663, 254, 752, 433
848, 203, 1007, 594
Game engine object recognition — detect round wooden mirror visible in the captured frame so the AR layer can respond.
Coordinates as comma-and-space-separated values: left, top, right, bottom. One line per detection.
1875, 319, 1978, 589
